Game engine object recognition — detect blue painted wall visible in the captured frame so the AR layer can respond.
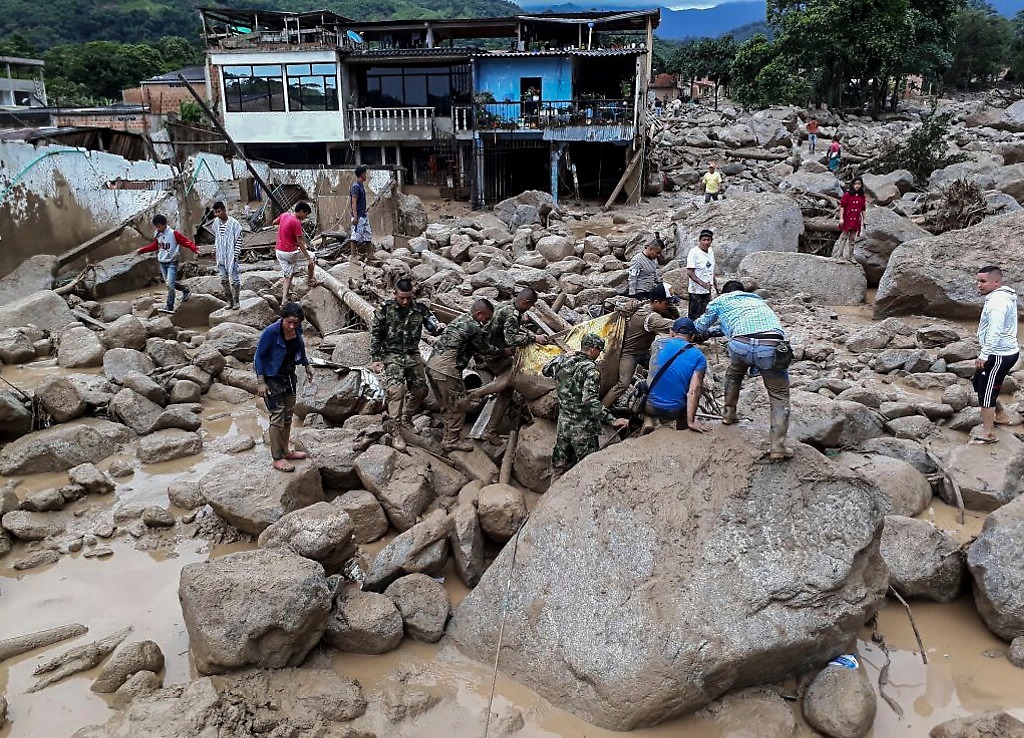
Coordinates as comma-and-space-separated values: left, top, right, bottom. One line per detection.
475, 56, 573, 102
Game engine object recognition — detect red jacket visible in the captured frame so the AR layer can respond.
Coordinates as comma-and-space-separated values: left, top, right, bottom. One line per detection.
138, 230, 199, 257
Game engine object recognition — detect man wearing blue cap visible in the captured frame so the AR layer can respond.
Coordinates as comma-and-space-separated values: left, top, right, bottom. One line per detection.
642, 317, 712, 433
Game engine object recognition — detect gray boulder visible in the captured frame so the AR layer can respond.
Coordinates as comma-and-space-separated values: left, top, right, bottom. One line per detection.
109, 388, 164, 434
0, 254, 58, 304
930, 711, 1024, 738
477, 483, 527, 542
875, 211, 1024, 319
834, 453, 932, 517
448, 502, 486, 588
333, 490, 389, 544
91, 640, 165, 693
205, 322, 259, 361
200, 456, 325, 534
364, 510, 449, 591
169, 293, 226, 328
941, 435, 1024, 512
2, 510, 66, 540
209, 296, 277, 331
57, 325, 106, 368
738, 252, 866, 305
397, 192, 428, 236
301, 287, 350, 337
384, 573, 451, 643
512, 419, 557, 492
673, 194, 804, 272
100, 315, 148, 351
296, 369, 383, 424
0, 419, 130, 475
801, 664, 877, 738
34, 375, 88, 423
853, 208, 931, 287
137, 429, 203, 464
68, 462, 116, 494
89, 253, 161, 299
257, 501, 356, 574
784, 391, 884, 449
324, 586, 404, 654
779, 170, 843, 197
881, 516, 964, 602
0, 289, 76, 333
103, 348, 155, 384
0, 328, 36, 364
178, 548, 332, 675
450, 427, 887, 730
967, 494, 1024, 641
0, 390, 32, 441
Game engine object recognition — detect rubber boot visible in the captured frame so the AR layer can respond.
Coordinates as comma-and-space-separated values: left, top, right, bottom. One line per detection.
721, 375, 741, 425
220, 280, 233, 310
231, 283, 241, 310
768, 397, 794, 460
386, 419, 407, 452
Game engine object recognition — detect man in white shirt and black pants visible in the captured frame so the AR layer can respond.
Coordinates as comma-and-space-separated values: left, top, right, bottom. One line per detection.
972, 265, 1019, 445
213, 201, 243, 310
686, 229, 717, 320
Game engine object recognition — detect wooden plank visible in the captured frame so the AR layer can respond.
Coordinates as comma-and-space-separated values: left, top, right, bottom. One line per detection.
604, 146, 645, 208
56, 224, 127, 267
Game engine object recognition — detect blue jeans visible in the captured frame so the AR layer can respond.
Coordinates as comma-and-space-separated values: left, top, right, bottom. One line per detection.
217, 261, 240, 286
158, 261, 189, 309
725, 337, 791, 450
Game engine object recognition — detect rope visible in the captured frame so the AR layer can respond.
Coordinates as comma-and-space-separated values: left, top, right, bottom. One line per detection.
481, 519, 527, 738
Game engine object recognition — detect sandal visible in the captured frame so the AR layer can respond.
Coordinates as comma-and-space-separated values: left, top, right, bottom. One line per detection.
969, 435, 999, 445
272, 459, 296, 472
284, 451, 308, 460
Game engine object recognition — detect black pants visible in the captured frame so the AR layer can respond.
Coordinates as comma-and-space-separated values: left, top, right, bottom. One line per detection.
688, 292, 711, 320
972, 353, 1018, 408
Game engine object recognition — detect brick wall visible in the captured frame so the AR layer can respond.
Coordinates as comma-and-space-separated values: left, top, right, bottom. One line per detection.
122, 84, 196, 115
52, 112, 149, 134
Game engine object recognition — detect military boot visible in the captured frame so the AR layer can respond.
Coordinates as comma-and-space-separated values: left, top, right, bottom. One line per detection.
442, 425, 473, 453
721, 375, 741, 425
768, 396, 794, 460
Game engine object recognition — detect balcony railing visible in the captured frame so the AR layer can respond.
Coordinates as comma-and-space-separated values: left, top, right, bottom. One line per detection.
452, 105, 473, 133
347, 106, 434, 134
476, 99, 633, 131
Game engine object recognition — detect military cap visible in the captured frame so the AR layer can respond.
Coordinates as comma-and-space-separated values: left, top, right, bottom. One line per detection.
581, 333, 605, 351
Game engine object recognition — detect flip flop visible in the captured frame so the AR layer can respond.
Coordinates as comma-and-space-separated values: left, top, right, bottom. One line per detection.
969, 436, 999, 445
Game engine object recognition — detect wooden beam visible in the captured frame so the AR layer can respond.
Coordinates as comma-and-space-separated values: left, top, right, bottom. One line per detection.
604, 146, 645, 208
57, 225, 126, 267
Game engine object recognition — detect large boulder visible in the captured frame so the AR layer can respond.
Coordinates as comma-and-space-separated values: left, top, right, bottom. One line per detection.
0, 254, 58, 304
397, 192, 428, 236
103, 348, 155, 384
384, 573, 451, 643
178, 548, 332, 675
200, 456, 325, 534
324, 586, 404, 654
100, 315, 148, 351
967, 494, 1024, 641
673, 194, 804, 272
834, 452, 932, 517
512, 419, 557, 492
364, 511, 449, 591
34, 375, 88, 423
0, 289, 77, 333
89, 253, 161, 299
930, 711, 1024, 738
109, 388, 164, 434
941, 435, 1024, 512
875, 212, 1024, 319
738, 252, 866, 305
137, 428, 203, 464
257, 501, 356, 574
774, 391, 884, 449
296, 369, 383, 424
0, 390, 32, 441
450, 427, 888, 730
301, 287, 350, 337
880, 516, 964, 602
801, 664, 877, 738
205, 322, 260, 361
209, 296, 278, 331
170, 293, 226, 328
779, 170, 843, 197
852, 208, 931, 287
0, 419, 130, 475
493, 190, 555, 229
57, 325, 106, 368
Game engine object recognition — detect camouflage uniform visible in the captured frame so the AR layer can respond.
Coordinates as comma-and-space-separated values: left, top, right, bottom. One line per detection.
371, 299, 441, 434
477, 301, 538, 439
543, 338, 617, 474
426, 312, 498, 449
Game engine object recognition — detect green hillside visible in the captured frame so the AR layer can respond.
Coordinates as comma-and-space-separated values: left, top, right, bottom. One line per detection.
0, 0, 523, 50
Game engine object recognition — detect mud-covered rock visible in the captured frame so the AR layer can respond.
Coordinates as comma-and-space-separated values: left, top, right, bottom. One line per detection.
333, 490, 389, 544
34, 375, 87, 424
68, 462, 116, 494
477, 483, 527, 542
121, 370, 168, 405
1, 509, 65, 540
385, 573, 451, 643
91, 640, 165, 693
364, 510, 449, 591
0, 328, 37, 364
451, 427, 887, 730
0, 390, 32, 441
929, 711, 1024, 738
512, 419, 556, 492
801, 664, 877, 738
178, 548, 332, 674
103, 348, 155, 384
205, 322, 259, 361
738, 251, 866, 305
57, 325, 106, 368
942, 436, 1024, 512
296, 369, 383, 424
880, 516, 964, 602
448, 502, 485, 588
967, 495, 1024, 641
109, 388, 164, 434
834, 453, 932, 517
0, 420, 130, 475
200, 456, 325, 534
100, 315, 148, 351
137, 429, 203, 464
324, 585, 404, 654
0, 289, 77, 333
257, 501, 355, 574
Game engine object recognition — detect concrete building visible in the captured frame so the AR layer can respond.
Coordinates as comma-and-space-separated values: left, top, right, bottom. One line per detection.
200, 7, 659, 205
0, 55, 46, 108
123, 66, 209, 115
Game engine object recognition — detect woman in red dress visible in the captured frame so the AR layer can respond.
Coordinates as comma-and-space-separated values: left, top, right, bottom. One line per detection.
837, 177, 866, 262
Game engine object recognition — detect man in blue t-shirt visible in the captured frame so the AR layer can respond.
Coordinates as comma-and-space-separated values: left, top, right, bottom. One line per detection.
643, 317, 710, 432
349, 165, 372, 258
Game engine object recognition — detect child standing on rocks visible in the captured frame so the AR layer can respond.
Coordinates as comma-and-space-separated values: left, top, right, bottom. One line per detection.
137, 214, 199, 314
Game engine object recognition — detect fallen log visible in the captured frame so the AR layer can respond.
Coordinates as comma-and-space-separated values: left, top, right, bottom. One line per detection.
314, 266, 376, 326
725, 148, 789, 162
803, 217, 842, 233
28, 627, 131, 693
0, 623, 89, 665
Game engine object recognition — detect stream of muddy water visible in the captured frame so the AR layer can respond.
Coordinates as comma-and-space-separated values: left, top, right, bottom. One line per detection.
2, 287, 1024, 737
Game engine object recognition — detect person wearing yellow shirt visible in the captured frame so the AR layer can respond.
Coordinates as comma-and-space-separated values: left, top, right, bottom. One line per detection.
701, 161, 723, 203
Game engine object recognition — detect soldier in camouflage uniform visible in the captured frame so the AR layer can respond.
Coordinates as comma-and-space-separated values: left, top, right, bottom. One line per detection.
473, 287, 549, 443
370, 278, 443, 452
543, 333, 629, 479
426, 298, 499, 452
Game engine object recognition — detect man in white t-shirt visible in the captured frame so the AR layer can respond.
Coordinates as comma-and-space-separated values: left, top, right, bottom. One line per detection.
686, 229, 717, 320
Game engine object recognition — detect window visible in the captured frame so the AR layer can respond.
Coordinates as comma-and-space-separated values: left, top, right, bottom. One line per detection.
286, 63, 339, 111
223, 65, 285, 112
363, 64, 470, 115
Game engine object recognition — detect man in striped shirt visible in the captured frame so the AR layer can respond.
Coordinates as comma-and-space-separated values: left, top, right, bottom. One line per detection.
695, 280, 793, 460
213, 201, 243, 310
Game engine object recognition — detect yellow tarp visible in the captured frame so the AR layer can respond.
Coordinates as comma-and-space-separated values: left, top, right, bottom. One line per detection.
514, 312, 625, 396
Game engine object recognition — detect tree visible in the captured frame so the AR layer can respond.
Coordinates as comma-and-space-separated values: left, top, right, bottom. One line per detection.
730, 34, 810, 108
154, 36, 203, 69
45, 41, 166, 103
1008, 9, 1024, 82
943, 3, 1012, 89
0, 31, 36, 57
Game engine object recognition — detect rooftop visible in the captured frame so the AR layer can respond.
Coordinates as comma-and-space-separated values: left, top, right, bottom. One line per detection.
0, 55, 44, 67
142, 66, 207, 85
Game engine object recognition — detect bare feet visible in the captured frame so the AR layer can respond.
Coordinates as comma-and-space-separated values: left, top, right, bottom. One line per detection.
284, 451, 308, 460
272, 459, 296, 472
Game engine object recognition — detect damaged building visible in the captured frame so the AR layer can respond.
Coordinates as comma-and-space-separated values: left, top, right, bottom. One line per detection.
200, 7, 658, 205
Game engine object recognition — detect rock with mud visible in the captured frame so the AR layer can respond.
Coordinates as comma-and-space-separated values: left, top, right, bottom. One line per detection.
0, 328, 37, 364
738, 251, 866, 305
120, 370, 167, 405
930, 711, 1024, 738
695, 686, 797, 738
0, 254, 58, 304
385, 573, 451, 643
332, 489, 389, 544
853, 209, 932, 286
0, 289, 77, 333
673, 193, 804, 272
451, 428, 887, 730
941, 436, 1024, 512
257, 501, 356, 574
296, 369, 383, 424
290, 427, 371, 490
142, 506, 175, 527
0, 390, 32, 441
57, 325, 106, 368
967, 494, 1024, 641
785, 391, 885, 449
1, 510, 66, 540
801, 663, 877, 738
881, 516, 964, 603
190, 342, 226, 376
91, 640, 165, 693
200, 456, 325, 534
355, 445, 433, 531
512, 419, 556, 492
109, 388, 164, 434
477, 483, 527, 542
205, 322, 260, 361
34, 375, 88, 423
90, 254, 161, 299
102, 348, 155, 384
0, 420, 130, 475
100, 315, 148, 350
364, 510, 450, 591
324, 585, 404, 654
834, 452, 932, 517
178, 548, 332, 674
170, 293, 227, 328
875, 212, 1024, 319
112, 670, 163, 708
13, 549, 61, 570
448, 502, 486, 587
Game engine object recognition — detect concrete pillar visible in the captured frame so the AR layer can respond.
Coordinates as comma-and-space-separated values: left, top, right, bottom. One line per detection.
395, 145, 403, 186
472, 136, 485, 209
550, 143, 566, 206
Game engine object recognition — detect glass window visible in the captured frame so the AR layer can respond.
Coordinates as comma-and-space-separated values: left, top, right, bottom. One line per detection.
362, 64, 470, 113
223, 65, 286, 112
404, 75, 427, 107
286, 64, 311, 76
285, 62, 338, 111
